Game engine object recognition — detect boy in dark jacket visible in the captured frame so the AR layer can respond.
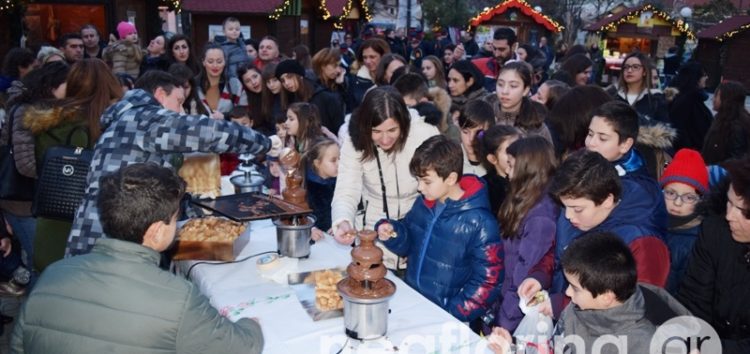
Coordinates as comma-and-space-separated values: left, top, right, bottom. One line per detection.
214, 17, 250, 79
375, 135, 503, 322
518, 150, 669, 316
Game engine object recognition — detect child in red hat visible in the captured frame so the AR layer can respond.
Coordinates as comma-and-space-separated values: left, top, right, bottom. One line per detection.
659, 148, 709, 295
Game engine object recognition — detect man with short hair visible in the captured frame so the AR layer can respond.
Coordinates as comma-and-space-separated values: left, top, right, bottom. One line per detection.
11, 163, 264, 353
80, 24, 105, 59
58, 33, 84, 63
472, 27, 517, 91
66, 71, 271, 256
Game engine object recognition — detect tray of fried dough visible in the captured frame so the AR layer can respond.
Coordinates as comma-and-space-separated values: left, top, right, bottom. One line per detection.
173, 216, 247, 261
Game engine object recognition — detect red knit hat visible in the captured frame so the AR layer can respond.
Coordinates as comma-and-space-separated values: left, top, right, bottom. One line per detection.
659, 148, 709, 194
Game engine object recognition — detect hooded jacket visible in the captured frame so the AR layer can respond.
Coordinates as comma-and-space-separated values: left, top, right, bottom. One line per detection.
66, 89, 270, 256
102, 40, 144, 79
310, 80, 346, 133
542, 178, 669, 315
669, 88, 713, 151
560, 282, 692, 354
350, 66, 375, 108
635, 121, 677, 180
378, 175, 504, 322
11, 238, 263, 354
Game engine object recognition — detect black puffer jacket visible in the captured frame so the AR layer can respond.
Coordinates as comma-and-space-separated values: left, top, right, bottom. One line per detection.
607, 85, 670, 123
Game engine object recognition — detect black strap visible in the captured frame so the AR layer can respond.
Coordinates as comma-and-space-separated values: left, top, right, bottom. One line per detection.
374, 147, 390, 219
4, 105, 20, 149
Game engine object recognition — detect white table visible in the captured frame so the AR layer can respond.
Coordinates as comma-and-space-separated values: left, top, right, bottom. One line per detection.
177, 219, 493, 354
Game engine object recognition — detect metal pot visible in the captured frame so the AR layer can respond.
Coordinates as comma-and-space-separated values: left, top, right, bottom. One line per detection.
273, 215, 316, 258
339, 291, 394, 340
230, 171, 264, 194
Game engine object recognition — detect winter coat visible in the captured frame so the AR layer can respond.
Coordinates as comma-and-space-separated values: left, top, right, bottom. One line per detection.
669, 88, 713, 151
483, 169, 508, 216
485, 95, 553, 143
310, 80, 346, 133
66, 89, 270, 256
607, 85, 670, 123
0, 102, 34, 217
665, 219, 701, 295
23, 104, 93, 271
702, 119, 750, 165
471, 57, 501, 92
305, 168, 335, 231
139, 54, 170, 76
350, 66, 375, 108
331, 111, 439, 268
195, 77, 246, 114
11, 238, 263, 354
678, 214, 750, 353
541, 177, 670, 315
496, 194, 558, 331
450, 87, 490, 117
214, 35, 250, 79
560, 283, 691, 354
636, 120, 677, 180
378, 175, 504, 322
102, 40, 144, 79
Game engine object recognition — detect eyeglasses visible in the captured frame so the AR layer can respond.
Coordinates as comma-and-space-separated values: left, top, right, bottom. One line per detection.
663, 189, 700, 204
623, 64, 644, 71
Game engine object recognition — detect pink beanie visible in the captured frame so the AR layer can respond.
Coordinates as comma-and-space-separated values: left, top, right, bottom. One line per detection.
117, 21, 137, 39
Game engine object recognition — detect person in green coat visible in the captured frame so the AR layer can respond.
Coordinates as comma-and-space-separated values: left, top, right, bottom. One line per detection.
11, 163, 264, 353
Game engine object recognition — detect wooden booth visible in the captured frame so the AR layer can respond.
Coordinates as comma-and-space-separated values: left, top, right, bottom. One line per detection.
180, 0, 370, 57
467, 0, 563, 47
696, 15, 750, 90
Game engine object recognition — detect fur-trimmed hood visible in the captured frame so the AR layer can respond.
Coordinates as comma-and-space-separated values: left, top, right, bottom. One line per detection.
638, 121, 676, 149
428, 87, 451, 120
22, 103, 83, 135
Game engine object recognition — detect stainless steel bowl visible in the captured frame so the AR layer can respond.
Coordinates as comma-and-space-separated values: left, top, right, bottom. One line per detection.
273, 215, 316, 258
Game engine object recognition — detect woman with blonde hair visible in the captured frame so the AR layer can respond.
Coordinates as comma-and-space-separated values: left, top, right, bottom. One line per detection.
421, 55, 446, 89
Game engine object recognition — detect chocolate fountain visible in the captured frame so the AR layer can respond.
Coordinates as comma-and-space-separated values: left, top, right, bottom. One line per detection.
273, 148, 315, 258
337, 230, 396, 340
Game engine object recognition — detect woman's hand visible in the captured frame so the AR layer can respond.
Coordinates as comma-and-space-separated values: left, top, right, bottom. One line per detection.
311, 227, 325, 242
333, 221, 356, 245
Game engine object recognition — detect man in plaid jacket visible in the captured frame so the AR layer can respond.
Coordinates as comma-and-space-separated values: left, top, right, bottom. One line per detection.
67, 71, 270, 256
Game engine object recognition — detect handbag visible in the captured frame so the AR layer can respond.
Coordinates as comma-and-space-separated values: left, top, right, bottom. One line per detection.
32, 127, 92, 221
0, 105, 35, 201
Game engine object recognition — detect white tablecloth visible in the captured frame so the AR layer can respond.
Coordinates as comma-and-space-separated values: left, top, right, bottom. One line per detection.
177, 219, 492, 354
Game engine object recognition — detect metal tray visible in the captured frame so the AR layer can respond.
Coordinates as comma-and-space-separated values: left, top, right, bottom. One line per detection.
288, 268, 347, 321
191, 192, 312, 222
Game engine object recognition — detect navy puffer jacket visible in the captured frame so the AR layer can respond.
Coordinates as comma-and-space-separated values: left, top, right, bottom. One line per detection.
379, 175, 504, 322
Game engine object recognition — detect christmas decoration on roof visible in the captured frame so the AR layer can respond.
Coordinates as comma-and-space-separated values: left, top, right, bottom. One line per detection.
588, 4, 695, 40
697, 15, 750, 42
468, 0, 563, 33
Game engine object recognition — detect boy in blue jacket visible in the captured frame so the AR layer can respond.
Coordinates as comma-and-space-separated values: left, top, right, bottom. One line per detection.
376, 135, 504, 322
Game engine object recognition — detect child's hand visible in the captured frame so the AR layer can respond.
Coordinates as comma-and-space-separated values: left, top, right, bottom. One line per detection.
487, 327, 513, 354
377, 222, 395, 241
333, 221, 356, 245
311, 227, 325, 241
0, 238, 11, 258
518, 278, 542, 302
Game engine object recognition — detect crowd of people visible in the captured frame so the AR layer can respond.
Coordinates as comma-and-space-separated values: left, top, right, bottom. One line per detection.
0, 17, 749, 353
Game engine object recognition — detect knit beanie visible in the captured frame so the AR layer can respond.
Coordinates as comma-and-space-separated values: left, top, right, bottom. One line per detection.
117, 21, 137, 39
660, 148, 709, 194
275, 59, 305, 79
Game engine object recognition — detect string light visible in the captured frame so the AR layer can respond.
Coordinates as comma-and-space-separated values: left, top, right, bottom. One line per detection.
712, 21, 750, 42
269, 0, 293, 20
319, 0, 332, 20
0, 0, 20, 13
467, 0, 564, 33
593, 4, 695, 40
329, 0, 371, 30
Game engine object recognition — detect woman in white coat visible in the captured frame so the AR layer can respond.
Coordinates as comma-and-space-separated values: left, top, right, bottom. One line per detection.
332, 86, 439, 269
